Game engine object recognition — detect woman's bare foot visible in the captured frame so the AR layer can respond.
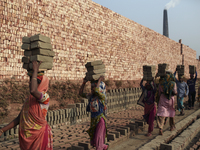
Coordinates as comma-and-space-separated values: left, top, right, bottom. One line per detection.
146, 133, 152, 137
170, 126, 176, 131
159, 129, 163, 135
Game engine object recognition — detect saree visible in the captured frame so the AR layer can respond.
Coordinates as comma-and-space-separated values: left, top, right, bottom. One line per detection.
19, 75, 53, 150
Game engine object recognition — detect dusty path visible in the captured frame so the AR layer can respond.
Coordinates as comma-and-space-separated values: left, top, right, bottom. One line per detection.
110, 106, 199, 150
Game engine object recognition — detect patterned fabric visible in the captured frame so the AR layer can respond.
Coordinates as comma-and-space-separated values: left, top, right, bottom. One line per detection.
87, 87, 107, 140
39, 92, 50, 118
157, 116, 175, 130
19, 75, 53, 150
177, 97, 184, 112
81, 85, 107, 141
89, 96, 100, 112
27, 71, 44, 77
159, 74, 176, 100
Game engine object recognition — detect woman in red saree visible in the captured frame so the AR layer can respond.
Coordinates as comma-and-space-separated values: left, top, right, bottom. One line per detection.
0, 61, 53, 150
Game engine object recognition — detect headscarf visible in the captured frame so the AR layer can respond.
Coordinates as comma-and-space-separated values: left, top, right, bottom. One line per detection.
27, 71, 44, 77
159, 73, 176, 100
19, 75, 49, 150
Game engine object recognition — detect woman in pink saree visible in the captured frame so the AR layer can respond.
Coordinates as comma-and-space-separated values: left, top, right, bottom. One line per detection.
0, 61, 53, 150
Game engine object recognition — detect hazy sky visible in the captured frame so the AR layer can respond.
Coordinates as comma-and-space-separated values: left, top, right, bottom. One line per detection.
92, 0, 200, 58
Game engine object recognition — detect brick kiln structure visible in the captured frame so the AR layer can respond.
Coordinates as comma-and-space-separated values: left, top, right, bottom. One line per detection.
0, 0, 199, 81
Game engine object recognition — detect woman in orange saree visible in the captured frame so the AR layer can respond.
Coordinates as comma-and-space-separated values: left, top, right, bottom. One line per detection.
0, 61, 53, 150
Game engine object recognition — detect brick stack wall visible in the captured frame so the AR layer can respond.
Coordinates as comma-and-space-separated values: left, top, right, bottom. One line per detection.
0, 0, 199, 81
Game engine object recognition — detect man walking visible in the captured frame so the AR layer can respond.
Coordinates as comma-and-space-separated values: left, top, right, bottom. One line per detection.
187, 71, 197, 109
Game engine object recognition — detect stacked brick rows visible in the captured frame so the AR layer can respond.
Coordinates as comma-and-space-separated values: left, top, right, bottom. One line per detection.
0, 0, 199, 81
0, 107, 145, 150
0, 86, 143, 140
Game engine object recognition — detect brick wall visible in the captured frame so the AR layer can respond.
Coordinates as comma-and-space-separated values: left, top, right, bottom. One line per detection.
0, 0, 199, 81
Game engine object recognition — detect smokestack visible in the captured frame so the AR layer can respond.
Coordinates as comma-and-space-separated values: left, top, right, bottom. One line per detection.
163, 9, 169, 37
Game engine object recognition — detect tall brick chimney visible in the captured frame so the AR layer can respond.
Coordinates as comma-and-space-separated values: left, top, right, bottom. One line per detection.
163, 9, 169, 37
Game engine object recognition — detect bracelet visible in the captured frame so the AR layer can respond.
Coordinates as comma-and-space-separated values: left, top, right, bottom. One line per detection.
0, 129, 3, 134
32, 78, 37, 81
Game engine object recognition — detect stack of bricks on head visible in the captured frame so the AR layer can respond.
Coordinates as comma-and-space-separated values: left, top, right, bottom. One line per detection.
143, 65, 156, 81
85, 60, 105, 81
176, 65, 184, 77
21, 34, 55, 72
158, 63, 169, 76
189, 65, 196, 74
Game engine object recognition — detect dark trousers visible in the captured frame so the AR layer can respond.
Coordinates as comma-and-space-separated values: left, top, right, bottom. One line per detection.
188, 91, 196, 107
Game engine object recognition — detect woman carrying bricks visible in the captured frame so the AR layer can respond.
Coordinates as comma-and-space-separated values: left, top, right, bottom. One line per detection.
156, 73, 177, 135
140, 78, 157, 137
79, 76, 109, 150
0, 61, 53, 150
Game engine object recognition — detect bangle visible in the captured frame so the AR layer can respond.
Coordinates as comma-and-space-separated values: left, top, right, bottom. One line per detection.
32, 78, 37, 81
0, 129, 3, 134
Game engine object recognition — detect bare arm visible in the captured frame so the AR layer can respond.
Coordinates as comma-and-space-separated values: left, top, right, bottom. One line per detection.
30, 61, 42, 100
0, 112, 21, 137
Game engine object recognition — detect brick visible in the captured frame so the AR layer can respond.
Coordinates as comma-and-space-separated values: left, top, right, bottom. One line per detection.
22, 56, 30, 63
109, 131, 120, 138
107, 133, 116, 141
22, 37, 30, 43
116, 128, 127, 136
85, 60, 103, 68
24, 50, 32, 56
78, 142, 91, 150
86, 73, 105, 81
67, 104, 76, 108
160, 143, 174, 150
22, 63, 29, 70
135, 121, 145, 127
87, 68, 106, 74
30, 34, 51, 43
29, 62, 53, 70
31, 41, 52, 50
32, 49, 55, 57
86, 64, 105, 71
30, 55, 53, 62
21, 43, 31, 50
120, 126, 130, 133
